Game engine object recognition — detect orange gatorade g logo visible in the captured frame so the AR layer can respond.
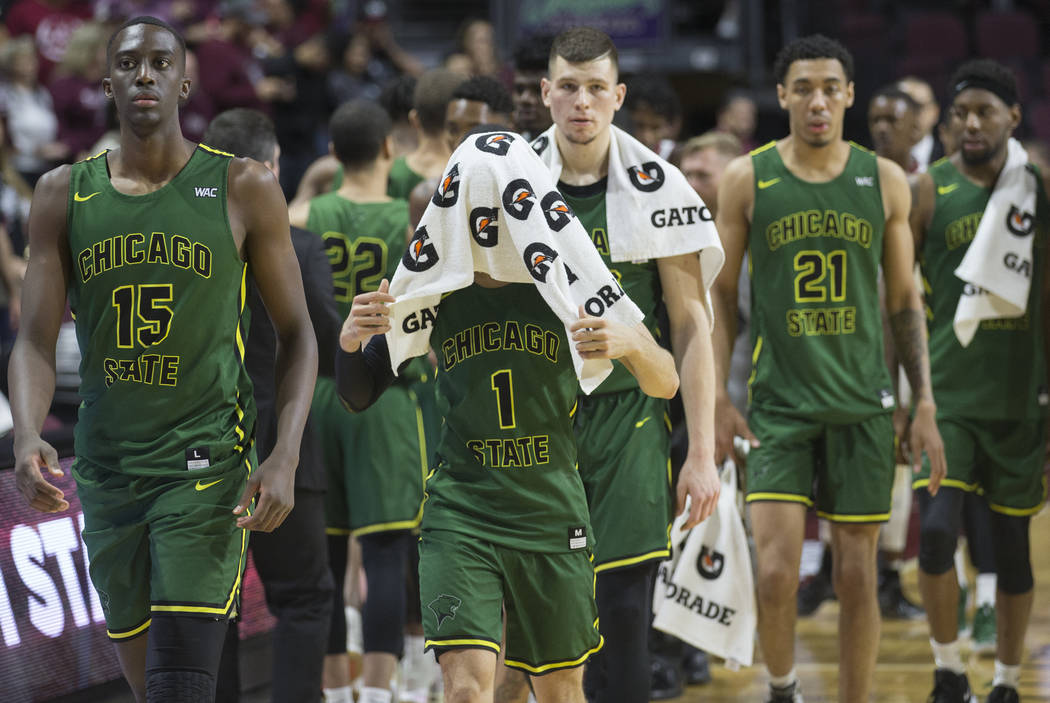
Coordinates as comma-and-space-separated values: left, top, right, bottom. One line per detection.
475, 132, 515, 156
523, 242, 558, 282
502, 178, 536, 220
402, 226, 440, 272
432, 163, 461, 207
627, 161, 665, 192
470, 207, 499, 247
541, 191, 575, 232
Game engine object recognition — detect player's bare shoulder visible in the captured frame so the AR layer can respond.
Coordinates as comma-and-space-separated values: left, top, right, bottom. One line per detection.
874, 154, 911, 218
718, 153, 756, 221
226, 156, 287, 249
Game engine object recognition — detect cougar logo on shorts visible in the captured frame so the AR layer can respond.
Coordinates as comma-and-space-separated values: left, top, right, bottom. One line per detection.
627, 161, 665, 192
402, 226, 440, 272
523, 242, 558, 283
531, 135, 549, 155
469, 206, 499, 247
428, 593, 462, 628
1006, 205, 1035, 237
541, 191, 575, 232
697, 546, 725, 580
432, 163, 461, 207
475, 131, 515, 155
503, 178, 536, 220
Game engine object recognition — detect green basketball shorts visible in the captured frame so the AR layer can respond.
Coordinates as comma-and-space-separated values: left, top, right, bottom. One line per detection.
574, 389, 672, 571
314, 377, 427, 535
746, 409, 895, 522
913, 414, 1047, 515
74, 446, 256, 640
418, 529, 602, 674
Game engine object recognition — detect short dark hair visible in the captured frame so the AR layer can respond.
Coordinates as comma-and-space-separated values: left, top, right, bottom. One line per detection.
626, 75, 681, 122
550, 27, 618, 75
869, 85, 920, 113
450, 75, 514, 116
948, 59, 1019, 107
107, 15, 186, 69
773, 34, 854, 85
380, 75, 417, 123
413, 68, 466, 134
202, 109, 276, 164
514, 34, 554, 73
330, 100, 392, 168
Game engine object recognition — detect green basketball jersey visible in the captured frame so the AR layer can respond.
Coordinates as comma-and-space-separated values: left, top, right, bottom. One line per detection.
305, 194, 409, 319
424, 283, 591, 553
560, 179, 662, 395
67, 145, 255, 475
387, 156, 423, 201
921, 158, 1048, 419
329, 157, 422, 201
748, 141, 893, 422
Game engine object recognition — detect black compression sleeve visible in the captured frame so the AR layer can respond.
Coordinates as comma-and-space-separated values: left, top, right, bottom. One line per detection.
335, 335, 401, 412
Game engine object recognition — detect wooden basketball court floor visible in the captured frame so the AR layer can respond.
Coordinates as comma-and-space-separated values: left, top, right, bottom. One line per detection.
675, 506, 1050, 702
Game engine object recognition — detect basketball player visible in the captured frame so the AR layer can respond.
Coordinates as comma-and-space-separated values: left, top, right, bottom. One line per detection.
336, 262, 678, 703
10, 16, 318, 702
909, 59, 1047, 703
535, 27, 723, 703
713, 35, 945, 702
289, 100, 422, 703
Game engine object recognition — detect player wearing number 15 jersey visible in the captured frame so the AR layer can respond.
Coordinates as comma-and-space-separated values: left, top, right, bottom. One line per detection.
10, 17, 317, 701
712, 35, 945, 703
289, 99, 424, 703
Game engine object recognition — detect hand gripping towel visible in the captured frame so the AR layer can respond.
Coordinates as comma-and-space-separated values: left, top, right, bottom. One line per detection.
953, 138, 1038, 347
386, 130, 644, 394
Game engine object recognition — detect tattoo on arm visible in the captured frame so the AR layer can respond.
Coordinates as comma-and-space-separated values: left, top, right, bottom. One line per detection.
890, 308, 932, 403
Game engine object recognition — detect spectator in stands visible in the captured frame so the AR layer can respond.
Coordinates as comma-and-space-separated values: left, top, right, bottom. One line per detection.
897, 75, 942, 173
193, 1, 294, 115
4, 0, 93, 83
454, 17, 501, 76
48, 21, 109, 161
511, 35, 553, 141
0, 36, 69, 185
0, 117, 33, 254
179, 48, 216, 143
626, 74, 682, 160
327, 31, 385, 104
352, 0, 425, 80
715, 91, 757, 153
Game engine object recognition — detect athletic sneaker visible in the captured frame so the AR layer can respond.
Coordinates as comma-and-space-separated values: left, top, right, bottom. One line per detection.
971, 604, 997, 655
957, 585, 971, 638
985, 685, 1020, 703
766, 681, 803, 702
927, 669, 977, 703
878, 569, 925, 620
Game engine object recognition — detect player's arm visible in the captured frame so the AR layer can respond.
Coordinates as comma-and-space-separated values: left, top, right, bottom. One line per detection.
712, 155, 759, 463
231, 158, 319, 532
570, 310, 678, 399
9, 166, 72, 513
288, 154, 340, 210
880, 157, 945, 493
908, 171, 935, 255
336, 278, 403, 411
287, 199, 310, 230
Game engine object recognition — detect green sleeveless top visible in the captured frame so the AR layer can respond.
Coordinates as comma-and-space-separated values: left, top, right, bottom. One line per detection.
329, 157, 422, 201
921, 158, 1048, 419
560, 178, 662, 395
67, 145, 255, 475
305, 194, 409, 319
748, 141, 893, 422
423, 283, 590, 553
387, 156, 423, 201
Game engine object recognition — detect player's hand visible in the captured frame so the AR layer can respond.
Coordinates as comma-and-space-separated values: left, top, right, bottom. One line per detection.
714, 395, 758, 465
908, 399, 946, 496
14, 435, 69, 513
570, 306, 637, 360
892, 406, 910, 464
340, 278, 395, 353
233, 456, 295, 532
676, 455, 720, 529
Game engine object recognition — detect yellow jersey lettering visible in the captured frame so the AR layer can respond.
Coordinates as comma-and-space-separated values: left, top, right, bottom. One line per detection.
785, 306, 857, 336
469, 434, 552, 468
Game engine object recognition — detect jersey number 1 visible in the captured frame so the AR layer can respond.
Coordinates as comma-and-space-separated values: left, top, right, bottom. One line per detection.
490, 369, 516, 429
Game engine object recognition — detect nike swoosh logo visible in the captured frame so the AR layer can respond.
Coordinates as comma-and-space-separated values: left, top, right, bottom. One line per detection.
757, 178, 781, 190
937, 183, 960, 195
635, 417, 652, 428
74, 191, 100, 202
195, 479, 223, 491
